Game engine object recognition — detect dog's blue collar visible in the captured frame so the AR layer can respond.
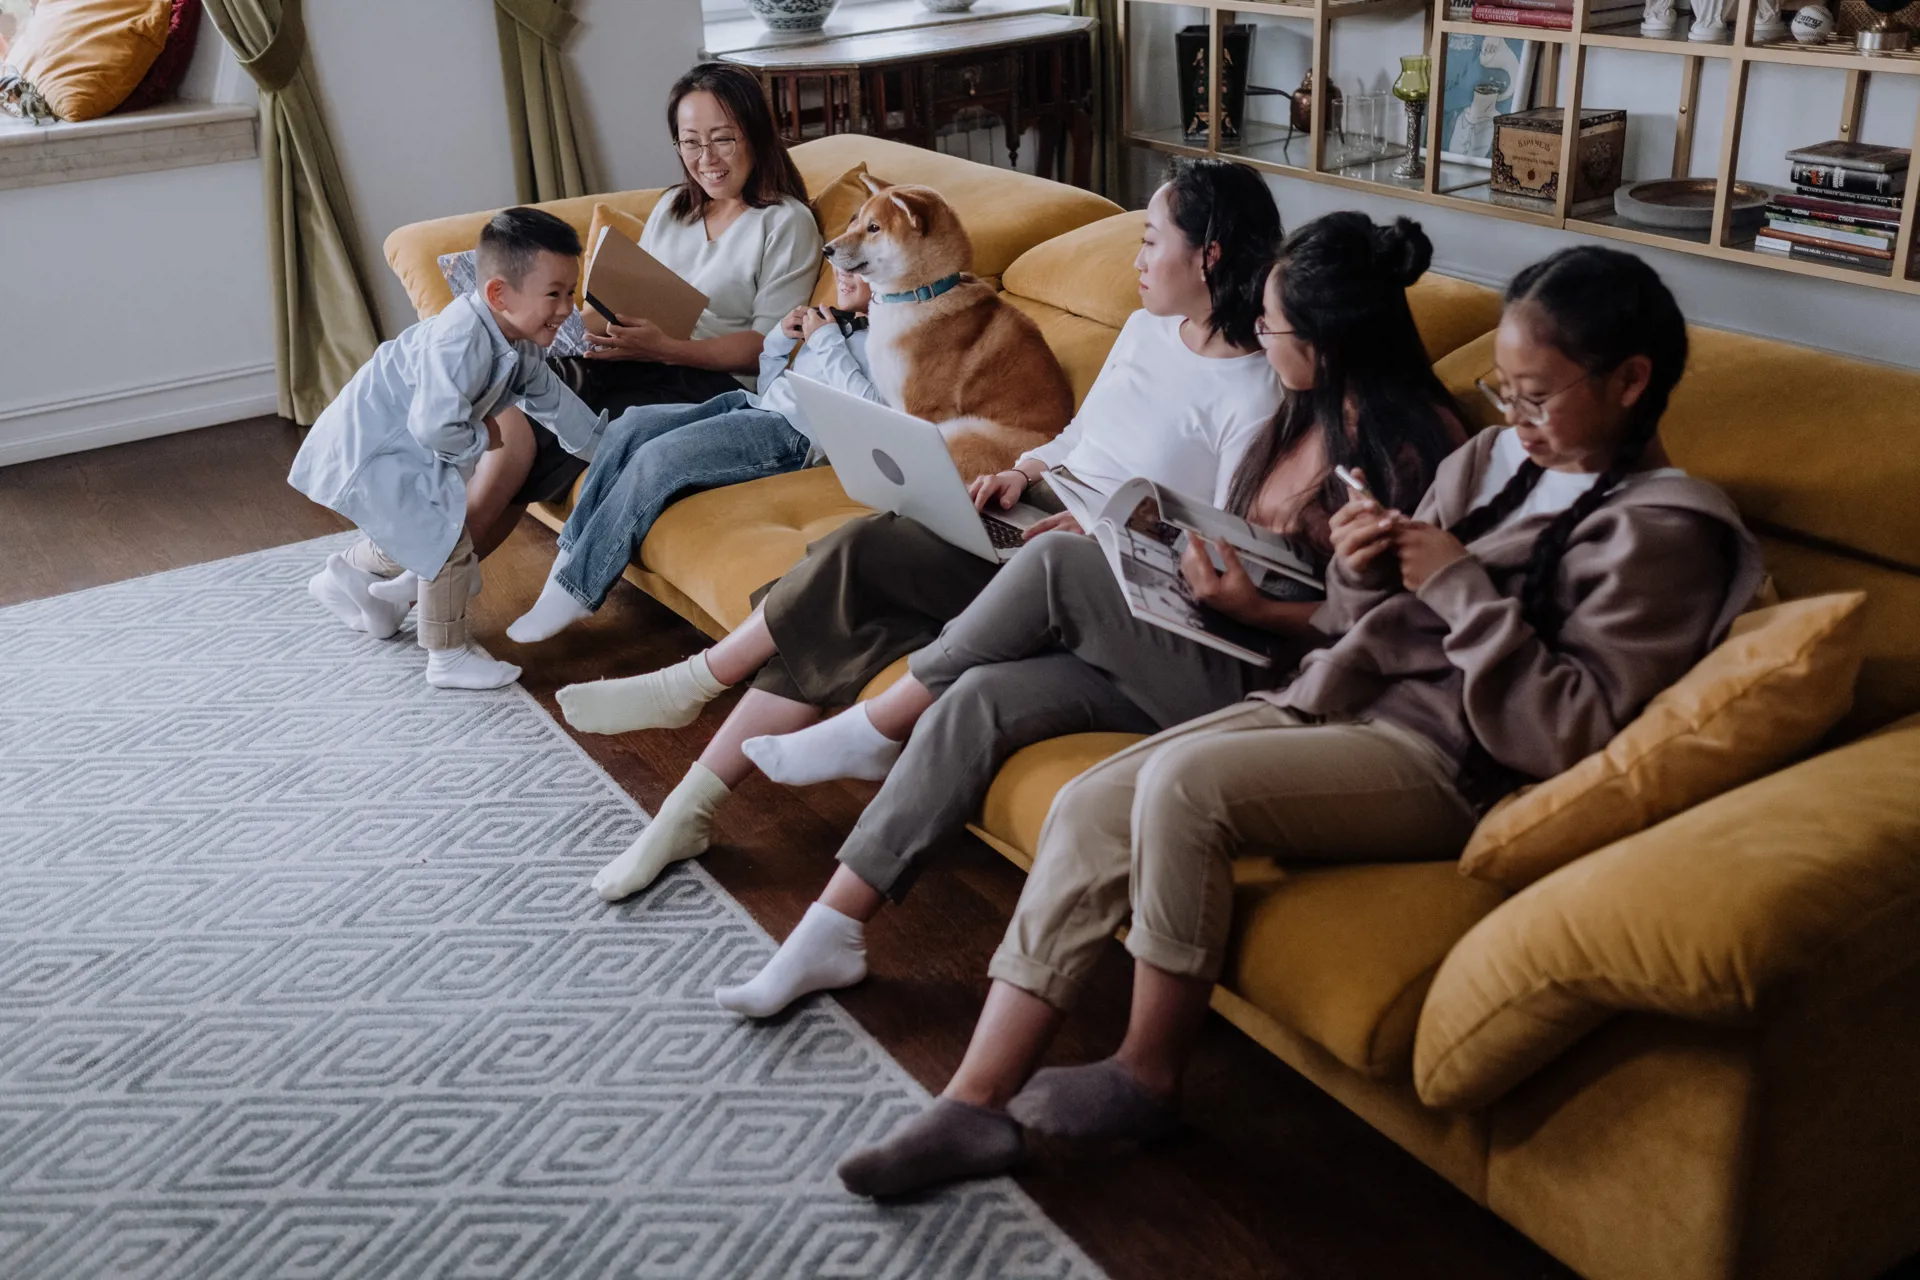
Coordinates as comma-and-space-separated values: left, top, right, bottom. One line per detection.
877, 273, 963, 304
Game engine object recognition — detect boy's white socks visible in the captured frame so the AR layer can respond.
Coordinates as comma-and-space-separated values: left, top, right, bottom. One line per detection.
592, 763, 730, 901
425, 642, 521, 690
556, 652, 729, 735
742, 704, 903, 785
506, 574, 593, 644
716, 902, 868, 1018
368, 567, 483, 607
309, 554, 409, 639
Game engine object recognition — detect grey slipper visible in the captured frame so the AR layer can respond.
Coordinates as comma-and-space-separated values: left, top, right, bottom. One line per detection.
836, 1098, 1024, 1198
1006, 1058, 1179, 1144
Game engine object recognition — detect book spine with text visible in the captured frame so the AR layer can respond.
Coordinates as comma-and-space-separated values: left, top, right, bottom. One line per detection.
1770, 194, 1903, 226
1790, 163, 1907, 196
1762, 218, 1895, 254
1471, 5, 1574, 26
1791, 185, 1902, 209
1755, 235, 1894, 272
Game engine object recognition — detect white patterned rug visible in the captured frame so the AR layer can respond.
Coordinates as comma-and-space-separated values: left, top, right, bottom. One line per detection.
0, 534, 1104, 1280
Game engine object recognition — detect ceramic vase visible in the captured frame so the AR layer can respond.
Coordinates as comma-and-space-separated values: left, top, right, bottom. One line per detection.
919, 0, 980, 11
746, 0, 840, 33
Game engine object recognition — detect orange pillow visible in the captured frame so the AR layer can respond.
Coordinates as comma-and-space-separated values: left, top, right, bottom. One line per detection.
1, 0, 170, 122
580, 201, 651, 310
1460, 592, 1868, 892
807, 162, 870, 306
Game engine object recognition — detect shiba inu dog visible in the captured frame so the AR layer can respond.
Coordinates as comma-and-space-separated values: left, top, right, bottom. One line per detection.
822, 177, 1074, 479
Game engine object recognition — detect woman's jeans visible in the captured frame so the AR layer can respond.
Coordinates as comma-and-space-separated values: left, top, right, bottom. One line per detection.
555, 390, 809, 609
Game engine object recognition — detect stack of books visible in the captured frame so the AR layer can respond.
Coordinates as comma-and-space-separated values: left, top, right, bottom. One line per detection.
1461, 0, 1645, 30
1756, 140, 1908, 274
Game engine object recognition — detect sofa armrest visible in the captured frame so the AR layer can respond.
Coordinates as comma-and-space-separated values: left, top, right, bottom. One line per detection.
1413, 713, 1920, 1110
381, 189, 666, 321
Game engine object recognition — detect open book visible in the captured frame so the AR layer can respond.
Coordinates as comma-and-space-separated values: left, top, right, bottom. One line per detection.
582, 225, 709, 341
1050, 468, 1325, 668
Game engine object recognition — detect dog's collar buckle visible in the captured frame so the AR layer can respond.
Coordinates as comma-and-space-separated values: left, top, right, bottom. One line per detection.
879, 273, 962, 305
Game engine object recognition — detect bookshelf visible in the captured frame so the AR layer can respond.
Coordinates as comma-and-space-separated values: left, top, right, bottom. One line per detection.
1118, 0, 1920, 294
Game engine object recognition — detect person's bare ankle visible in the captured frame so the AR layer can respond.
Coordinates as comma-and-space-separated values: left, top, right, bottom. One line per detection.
942, 1077, 1012, 1111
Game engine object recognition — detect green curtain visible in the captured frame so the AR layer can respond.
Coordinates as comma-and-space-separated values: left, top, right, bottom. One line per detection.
495, 0, 596, 203
203, 0, 380, 426
1074, 0, 1124, 202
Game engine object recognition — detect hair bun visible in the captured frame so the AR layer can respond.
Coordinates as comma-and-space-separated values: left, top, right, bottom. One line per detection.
1373, 217, 1433, 288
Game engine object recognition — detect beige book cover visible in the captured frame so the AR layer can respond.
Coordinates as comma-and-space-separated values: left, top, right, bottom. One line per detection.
582, 225, 709, 341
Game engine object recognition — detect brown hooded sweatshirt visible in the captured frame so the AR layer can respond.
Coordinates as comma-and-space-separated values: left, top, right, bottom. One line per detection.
1271, 427, 1766, 786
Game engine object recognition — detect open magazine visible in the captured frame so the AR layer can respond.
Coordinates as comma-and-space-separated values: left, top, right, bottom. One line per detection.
1048, 467, 1325, 668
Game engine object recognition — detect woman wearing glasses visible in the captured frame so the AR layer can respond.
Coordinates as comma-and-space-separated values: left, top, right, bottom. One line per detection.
707, 211, 1469, 1020
466, 62, 822, 559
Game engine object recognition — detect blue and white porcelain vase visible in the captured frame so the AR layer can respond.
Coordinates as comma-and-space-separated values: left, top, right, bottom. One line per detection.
746, 0, 840, 32
919, 0, 980, 12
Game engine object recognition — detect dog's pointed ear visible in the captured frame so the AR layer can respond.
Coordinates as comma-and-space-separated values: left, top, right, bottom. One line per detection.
888, 189, 937, 234
859, 173, 892, 195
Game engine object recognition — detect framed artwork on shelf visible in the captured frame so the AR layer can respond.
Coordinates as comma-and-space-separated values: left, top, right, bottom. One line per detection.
1439, 34, 1540, 168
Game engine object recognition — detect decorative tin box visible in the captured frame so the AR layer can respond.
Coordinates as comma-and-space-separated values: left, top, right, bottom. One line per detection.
1491, 107, 1628, 204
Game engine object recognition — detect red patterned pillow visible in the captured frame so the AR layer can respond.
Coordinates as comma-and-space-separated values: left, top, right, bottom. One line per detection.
116, 0, 199, 114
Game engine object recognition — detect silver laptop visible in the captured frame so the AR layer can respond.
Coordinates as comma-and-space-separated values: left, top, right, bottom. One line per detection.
787, 375, 1052, 563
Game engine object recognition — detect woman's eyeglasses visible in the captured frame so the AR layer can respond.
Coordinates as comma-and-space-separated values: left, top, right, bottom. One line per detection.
676, 135, 741, 160
1254, 318, 1295, 345
1476, 370, 1591, 428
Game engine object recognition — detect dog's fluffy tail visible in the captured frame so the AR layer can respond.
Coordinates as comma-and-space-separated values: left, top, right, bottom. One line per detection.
938, 416, 1053, 482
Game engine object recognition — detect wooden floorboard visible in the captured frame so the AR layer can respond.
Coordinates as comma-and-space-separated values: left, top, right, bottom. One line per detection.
3, 416, 1827, 1280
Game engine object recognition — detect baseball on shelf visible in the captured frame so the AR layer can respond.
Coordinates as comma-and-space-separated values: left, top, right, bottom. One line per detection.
1790, 3, 1836, 41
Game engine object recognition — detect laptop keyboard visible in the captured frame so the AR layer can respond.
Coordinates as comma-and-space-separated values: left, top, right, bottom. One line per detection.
982, 515, 1027, 550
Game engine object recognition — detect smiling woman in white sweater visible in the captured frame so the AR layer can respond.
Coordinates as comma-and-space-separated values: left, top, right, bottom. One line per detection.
554, 160, 1288, 903
463, 62, 823, 560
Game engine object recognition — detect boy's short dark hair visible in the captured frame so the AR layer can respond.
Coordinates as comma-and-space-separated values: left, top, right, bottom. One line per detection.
476, 207, 582, 288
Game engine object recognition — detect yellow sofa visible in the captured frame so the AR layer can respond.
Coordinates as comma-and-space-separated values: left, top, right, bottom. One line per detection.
385, 136, 1920, 1280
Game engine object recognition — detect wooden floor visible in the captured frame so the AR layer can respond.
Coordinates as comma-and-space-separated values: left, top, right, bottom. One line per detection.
0, 418, 1630, 1279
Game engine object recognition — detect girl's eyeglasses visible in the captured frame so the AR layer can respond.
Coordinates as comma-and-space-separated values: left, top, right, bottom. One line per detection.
1254, 318, 1294, 345
1476, 370, 1591, 427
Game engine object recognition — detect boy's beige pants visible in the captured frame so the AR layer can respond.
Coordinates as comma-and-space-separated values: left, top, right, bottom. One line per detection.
344, 532, 475, 651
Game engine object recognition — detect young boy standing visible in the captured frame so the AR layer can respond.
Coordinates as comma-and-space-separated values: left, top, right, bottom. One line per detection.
290, 207, 613, 690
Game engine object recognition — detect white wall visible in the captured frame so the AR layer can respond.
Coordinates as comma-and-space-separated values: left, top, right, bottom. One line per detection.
1125, 6, 1920, 370
0, 0, 702, 467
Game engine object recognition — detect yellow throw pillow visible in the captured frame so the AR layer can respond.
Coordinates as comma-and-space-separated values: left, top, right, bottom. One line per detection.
807, 162, 870, 306
580, 201, 652, 311
1, 0, 170, 122
1459, 591, 1868, 892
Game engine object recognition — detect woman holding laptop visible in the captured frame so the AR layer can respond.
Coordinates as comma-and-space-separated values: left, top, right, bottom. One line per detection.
464, 61, 822, 559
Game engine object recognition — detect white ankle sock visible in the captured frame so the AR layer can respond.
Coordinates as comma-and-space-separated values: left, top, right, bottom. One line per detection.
506, 573, 593, 643
309, 554, 409, 639
716, 901, 868, 1018
425, 642, 521, 690
742, 704, 903, 785
592, 763, 730, 901
556, 652, 729, 734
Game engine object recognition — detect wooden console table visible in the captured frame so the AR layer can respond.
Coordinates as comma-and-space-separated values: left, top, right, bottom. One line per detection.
718, 13, 1096, 190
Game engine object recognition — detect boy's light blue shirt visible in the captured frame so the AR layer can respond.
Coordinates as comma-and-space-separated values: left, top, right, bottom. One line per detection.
289, 292, 606, 578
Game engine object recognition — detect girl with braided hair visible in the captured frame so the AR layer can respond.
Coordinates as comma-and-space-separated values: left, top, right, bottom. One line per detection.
829, 244, 1765, 1199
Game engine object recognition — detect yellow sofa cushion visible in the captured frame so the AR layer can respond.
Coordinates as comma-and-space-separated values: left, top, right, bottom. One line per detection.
789, 134, 1123, 279
1405, 273, 1506, 364
1229, 863, 1507, 1079
1, 0, 170, 122
1415, 712, 1920, 1110
386, 190, 665, 321
977, 733, 1147, 866
807, 162, 870, 306
1461, 592, 1868, 893
637, 467, 871, 632
1003, 211, 1148, 330
999, 295, 1125, 410
1761, 537, 1920, 736
582, 202, 652, 309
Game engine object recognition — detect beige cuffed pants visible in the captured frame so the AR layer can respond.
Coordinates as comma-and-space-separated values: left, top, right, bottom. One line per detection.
987, 699, 1479, 1012
344, 531, 475, 651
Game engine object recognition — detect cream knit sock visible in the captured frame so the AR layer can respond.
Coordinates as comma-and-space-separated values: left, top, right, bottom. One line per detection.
742, 703, 903, 785
557, 652, 729, 735
592, 763, 731, 901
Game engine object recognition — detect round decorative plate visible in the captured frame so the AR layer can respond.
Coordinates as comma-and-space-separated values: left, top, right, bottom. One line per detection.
1614, 178, 1772, 230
